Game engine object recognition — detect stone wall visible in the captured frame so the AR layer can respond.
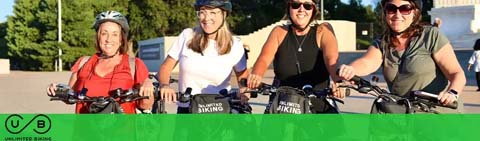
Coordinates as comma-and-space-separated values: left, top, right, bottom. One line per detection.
0, 59, 10, 74
434, 0, 480, 8
429, 5, 480, 49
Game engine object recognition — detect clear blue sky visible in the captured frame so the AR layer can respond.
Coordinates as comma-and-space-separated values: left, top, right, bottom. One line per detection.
0, 0, 14, 23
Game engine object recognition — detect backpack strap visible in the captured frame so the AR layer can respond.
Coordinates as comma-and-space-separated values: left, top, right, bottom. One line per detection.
78, 56, 91, 71
128, 56, 136, 80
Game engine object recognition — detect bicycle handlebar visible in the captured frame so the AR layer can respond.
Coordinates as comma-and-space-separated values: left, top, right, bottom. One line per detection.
336, 70, 458, 110
413, 91, 458, 109
49, 84, 149, 104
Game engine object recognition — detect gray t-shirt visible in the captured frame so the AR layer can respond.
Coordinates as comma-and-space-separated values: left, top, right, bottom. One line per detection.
373, 26, 450, 96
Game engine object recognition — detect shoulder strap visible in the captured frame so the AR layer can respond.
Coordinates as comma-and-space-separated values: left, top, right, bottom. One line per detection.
129, 56, 136, 80
78, 56, 91, 71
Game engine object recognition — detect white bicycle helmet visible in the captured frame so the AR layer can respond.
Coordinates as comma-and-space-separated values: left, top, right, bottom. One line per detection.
93, 11, 129, 35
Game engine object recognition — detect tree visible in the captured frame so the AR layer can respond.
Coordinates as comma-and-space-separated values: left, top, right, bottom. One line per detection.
6, 0, 44, 70
61, 0, 96, 67
163, 0, 197, 36
0, 22, 7, 58
7, 0, 96, 70
230, 0, 285, 35
4, 0, 400, 70
128, 0, 170, 39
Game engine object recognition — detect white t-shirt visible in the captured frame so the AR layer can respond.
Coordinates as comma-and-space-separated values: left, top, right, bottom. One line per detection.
168, 28, 246, 99
468, 50, 480, 72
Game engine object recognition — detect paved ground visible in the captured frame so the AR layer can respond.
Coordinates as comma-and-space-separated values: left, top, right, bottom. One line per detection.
1, 69, 480, 114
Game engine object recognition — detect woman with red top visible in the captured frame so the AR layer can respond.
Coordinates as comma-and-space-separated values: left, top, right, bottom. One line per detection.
46, 11, 154, 114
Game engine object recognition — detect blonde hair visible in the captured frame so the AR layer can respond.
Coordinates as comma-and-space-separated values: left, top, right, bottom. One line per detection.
188, 11, 233, 55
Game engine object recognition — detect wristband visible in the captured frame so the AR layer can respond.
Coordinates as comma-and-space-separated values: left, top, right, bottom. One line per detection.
142, 109, 152, 114
447, 89, 458, 99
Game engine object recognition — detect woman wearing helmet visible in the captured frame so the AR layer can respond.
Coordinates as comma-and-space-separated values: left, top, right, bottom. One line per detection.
246, 0, 343, 110
158, 0, 249, 113
47, 11, 154, 114
337, 0, 465, 113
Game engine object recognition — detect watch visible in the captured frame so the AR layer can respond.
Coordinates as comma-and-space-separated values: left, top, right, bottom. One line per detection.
447, 89, 459, 99
141, 109, 152, 114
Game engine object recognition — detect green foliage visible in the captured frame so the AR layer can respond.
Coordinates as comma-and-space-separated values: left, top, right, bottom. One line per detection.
0, 22, 7, 58
7, 0, 41, 70
163, 0, 196, 36
128, 0, 169, 39
229, 0, 285, 35
4, 0, 434, 70
356, 38, 371, 50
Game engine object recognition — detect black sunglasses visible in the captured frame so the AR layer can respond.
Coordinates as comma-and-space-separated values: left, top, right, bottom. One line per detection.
290, 2, 315, 10
384, 4, 413, 15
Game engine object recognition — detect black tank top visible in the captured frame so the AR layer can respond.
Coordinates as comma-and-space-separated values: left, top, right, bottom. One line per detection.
273, 25, 330, 91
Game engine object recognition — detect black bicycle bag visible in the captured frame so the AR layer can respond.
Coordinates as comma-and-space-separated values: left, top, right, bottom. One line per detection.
264, 86, 310, 114
190, 94, 231, 114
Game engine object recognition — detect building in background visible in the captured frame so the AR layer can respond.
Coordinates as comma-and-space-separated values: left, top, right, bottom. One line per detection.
430, 0, 480, 49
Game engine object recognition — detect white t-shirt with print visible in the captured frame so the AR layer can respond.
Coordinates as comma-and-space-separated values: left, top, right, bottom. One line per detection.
468, 50, 480, 72
168, 28, 246, 105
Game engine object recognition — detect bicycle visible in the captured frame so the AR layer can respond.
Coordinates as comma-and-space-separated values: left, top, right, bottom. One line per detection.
148, 72, 178, 114
49, 84, 149, 114
176, 84, 258, 114
247, 79, 345, 114
341, 75, 458, 114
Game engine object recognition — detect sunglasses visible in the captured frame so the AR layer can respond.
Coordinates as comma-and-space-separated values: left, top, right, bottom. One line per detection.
290, 2, 315, 10
384, 4, 414, 15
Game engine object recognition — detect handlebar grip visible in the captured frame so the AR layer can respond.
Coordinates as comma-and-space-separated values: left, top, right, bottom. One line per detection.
350, 75, 363, 84
51, 93, 70, 99
239, 78, 247, 87
413, 91, 458, 109
250, 92, 258, 98
335, 68, 365, 85
134, 96, 150, 101
50, 97, 64, 101
445, 101, 458, 109
219, 89, 229, 96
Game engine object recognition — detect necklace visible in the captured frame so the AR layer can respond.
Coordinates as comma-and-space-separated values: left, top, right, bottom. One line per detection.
293, 32, 308, 52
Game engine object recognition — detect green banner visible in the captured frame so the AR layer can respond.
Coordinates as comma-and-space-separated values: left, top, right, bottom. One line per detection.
1, 114, 479, 141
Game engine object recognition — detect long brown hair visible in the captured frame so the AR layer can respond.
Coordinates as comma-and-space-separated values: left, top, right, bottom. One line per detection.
188, 10, 233, 55
380, 0, 423, 48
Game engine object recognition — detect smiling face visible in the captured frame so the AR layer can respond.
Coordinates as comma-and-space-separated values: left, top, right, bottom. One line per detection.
384, 0, 416, 33
97, 22, 123, 56
288, 0, 315, 29
197, 7, 225, 38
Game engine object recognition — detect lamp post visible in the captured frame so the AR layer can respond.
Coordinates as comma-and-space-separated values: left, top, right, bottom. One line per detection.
57, 0, 62, 71
320, 0, 324, 20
